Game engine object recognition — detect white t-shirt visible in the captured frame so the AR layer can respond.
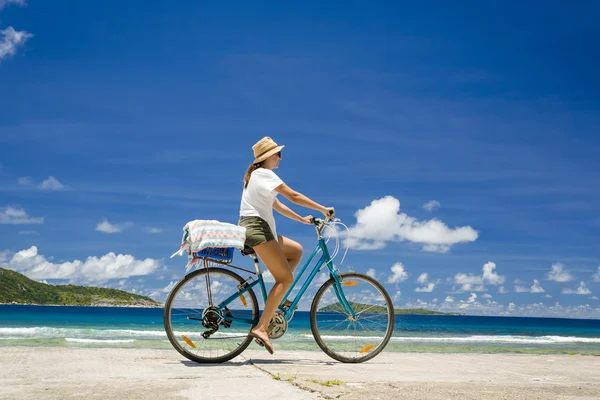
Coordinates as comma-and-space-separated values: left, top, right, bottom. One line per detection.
240, 168, 284, 239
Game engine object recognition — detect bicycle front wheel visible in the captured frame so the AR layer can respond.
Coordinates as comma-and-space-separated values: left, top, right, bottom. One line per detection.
310, 272, 394, 363
163, 267, 259, 363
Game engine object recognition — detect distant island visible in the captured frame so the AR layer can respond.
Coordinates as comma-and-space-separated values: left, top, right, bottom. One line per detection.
319, 301, 461, 315
0, 268, 162, 308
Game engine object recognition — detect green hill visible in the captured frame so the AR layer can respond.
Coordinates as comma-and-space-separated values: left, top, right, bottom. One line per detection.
319, 301, 459, 315
0, 268, 162, 307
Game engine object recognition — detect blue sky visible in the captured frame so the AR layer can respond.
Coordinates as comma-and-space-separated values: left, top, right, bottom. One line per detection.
1, 0, 599, 318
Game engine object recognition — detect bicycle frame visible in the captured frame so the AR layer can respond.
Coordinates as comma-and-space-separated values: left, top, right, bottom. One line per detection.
213, 228, 356, 326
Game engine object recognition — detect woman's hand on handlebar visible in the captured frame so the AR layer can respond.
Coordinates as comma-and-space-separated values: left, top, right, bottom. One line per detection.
301, 215, 314, 225
322, 207, 335, 220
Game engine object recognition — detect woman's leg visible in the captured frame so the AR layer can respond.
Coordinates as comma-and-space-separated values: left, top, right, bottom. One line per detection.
278, 234, 303, 272
277, 235, 303, 309
251, 239, 293, 350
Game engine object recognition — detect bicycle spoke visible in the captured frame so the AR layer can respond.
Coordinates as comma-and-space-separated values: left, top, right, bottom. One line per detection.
355, 304, 381, 315
203, 335, 249, 340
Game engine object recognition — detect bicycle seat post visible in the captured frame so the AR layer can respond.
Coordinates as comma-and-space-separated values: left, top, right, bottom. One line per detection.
250, 253, 261, 274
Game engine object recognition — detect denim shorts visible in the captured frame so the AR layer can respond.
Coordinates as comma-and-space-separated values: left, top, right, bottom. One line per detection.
238, 216, 276, 248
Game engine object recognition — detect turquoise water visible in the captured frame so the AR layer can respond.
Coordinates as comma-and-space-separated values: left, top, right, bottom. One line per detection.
1, 305, 600, 355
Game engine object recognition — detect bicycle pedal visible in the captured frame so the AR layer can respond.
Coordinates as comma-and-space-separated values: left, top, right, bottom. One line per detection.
254, 338, 265, 347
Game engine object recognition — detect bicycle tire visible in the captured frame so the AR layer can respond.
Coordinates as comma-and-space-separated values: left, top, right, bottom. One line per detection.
310, 272, 395, 363
163, 267, 259, 363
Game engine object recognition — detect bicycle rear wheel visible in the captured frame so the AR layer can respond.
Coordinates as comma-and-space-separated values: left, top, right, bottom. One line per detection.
310, 272, 394, 363
163, 267, 259, 363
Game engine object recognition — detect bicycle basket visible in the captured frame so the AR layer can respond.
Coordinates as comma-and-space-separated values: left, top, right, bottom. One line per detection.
193, 247, 235, 264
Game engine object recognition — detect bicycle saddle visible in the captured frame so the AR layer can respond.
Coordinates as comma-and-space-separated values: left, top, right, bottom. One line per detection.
240, 245, 255, 256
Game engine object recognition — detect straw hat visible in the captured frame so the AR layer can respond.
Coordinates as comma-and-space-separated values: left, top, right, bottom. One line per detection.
252, 137, 285, 164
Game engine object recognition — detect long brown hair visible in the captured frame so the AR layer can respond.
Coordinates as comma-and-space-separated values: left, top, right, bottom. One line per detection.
243, 162, 263, 188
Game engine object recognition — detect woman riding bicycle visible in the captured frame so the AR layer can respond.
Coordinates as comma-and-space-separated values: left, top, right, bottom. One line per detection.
238, 136, 335, 354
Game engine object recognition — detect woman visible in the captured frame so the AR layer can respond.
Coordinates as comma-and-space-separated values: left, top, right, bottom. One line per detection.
239, 137, 335, 354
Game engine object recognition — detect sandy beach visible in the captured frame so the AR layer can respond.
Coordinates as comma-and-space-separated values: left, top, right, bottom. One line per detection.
1, 347, 599, 400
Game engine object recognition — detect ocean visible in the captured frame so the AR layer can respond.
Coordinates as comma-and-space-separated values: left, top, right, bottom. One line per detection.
1, 305, 600, 355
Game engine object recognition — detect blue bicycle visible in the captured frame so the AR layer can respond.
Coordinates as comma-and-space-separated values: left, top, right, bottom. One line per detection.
163, 218, 394, 363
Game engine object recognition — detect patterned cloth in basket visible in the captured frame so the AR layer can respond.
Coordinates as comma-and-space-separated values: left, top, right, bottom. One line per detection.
170, 220, 246, 271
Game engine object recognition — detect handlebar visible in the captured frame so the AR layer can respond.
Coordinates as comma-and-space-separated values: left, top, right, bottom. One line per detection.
310, 217, 330, 226
310, 216, 341, 239
310, 210, 334, 226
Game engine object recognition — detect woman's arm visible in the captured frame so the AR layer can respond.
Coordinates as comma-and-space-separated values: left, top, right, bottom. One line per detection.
273, 198, 308, 223
274, 183, 334, 218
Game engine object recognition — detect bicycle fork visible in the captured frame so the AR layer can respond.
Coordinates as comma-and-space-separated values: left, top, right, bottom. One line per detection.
330, 271, 358, 319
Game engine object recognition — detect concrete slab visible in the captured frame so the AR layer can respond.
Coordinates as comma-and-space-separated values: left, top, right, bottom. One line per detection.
1, 347, 599, 400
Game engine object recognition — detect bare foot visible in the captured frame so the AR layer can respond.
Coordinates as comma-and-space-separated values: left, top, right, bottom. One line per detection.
250, 329, 274, 354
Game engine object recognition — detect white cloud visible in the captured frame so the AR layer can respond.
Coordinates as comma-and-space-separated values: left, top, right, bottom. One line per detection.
454, 274, 483, 285
415, 282, 435, 292
18, 176, 65, 191
514, 285, 528, 293
18, 176, 33, 186
345, 196, 478, 252
0, 206, 44, 224
18, 230, 38, 235
312, 272, 328, 286
387, 262, 408, 284
262, 270, 275, 283
414, 272, 435, 292
422, 244, 452, 253
95, 218, 132, 234
515, 279, 546, 293
467, 293, 477, 303
482, 293, 492, 299
407, 297, 600, 318
592, 266, 600, 282
1, 246, 162, 284
562, 281, 592, 295
366, 268, 376, 279
417, 273, 428, 284
457, 283, 486, 292
162, 281, 176, 293
530, 280, 545, 293
423, 200, 440, 212
546, 263, 573, 282
498, 286, 507, 294
145, 227, 163, 234
0, 27, 33, 62
453, 261, 504, 292
482, 262, 504, 285
0, 0, 26, 10
39, 176, 64, 191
